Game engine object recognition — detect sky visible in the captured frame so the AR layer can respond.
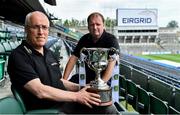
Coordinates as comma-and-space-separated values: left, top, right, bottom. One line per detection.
40, 0, 180, 27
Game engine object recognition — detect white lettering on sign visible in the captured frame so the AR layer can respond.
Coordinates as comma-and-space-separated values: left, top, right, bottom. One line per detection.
122, 18, 152, 24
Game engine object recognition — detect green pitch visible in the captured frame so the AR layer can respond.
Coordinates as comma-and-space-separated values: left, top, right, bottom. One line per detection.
137, 54, 180, 63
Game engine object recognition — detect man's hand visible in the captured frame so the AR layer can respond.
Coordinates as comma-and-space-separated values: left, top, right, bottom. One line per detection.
75, 86, 101, 108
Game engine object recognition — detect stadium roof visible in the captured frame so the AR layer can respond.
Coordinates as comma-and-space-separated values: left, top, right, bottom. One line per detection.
0, 0, 56, 24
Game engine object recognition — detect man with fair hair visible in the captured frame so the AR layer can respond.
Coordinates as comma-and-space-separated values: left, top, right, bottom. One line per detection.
8, 11, 118, 114
63, 12, 119, 85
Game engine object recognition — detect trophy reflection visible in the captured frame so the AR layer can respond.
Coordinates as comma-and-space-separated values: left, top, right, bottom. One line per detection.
80, 47, 119, 105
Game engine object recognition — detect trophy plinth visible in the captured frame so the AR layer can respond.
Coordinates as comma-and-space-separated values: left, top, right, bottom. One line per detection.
86, 87, 112, 105
88, 78, 112, 104
80, 48, 118, 105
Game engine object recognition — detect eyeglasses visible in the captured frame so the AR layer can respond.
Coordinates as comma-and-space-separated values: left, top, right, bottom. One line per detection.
27, 25, 49, 31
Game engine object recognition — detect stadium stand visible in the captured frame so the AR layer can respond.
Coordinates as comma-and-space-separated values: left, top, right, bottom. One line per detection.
119, 53, 180, 112
120, 54, 180, 87
1, 0, 179, 114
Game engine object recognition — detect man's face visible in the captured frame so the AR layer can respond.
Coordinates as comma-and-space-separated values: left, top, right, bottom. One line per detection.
88, 15, 105, 40
26, 12, 49, 49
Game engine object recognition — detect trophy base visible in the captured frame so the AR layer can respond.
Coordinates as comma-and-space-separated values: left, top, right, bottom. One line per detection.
86, 87, 112, 106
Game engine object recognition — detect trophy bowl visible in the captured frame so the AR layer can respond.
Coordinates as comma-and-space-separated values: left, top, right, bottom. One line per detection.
80, 47, 118, 105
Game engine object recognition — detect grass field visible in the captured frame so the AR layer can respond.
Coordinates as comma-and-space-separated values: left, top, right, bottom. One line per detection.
137, 54, 180, 63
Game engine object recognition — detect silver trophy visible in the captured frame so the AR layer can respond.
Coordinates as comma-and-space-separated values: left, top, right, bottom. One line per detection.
80, 47, 119, 105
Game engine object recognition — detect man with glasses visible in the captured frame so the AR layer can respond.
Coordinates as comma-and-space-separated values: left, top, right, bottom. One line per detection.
7, 11, 118, 114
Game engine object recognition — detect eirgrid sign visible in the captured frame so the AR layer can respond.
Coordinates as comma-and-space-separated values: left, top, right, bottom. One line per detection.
116, 8, 158, 27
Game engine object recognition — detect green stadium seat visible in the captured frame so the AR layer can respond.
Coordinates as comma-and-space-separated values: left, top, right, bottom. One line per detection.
0, 97, 23, 114
132, 68, 149, 90
174, 88, 180, 111
119, 75, 127, 101
120, 64, 132, 79
137, 86, 150, 114
0, 59, 5, 82
0, 43, 5, 53
1, 42, 12, 76
126, 79, 138, 110
114, 102, 139, 115
114, 101, 126, 112
2, 42, 12, 52
11, 85, 61, 114
0, 31, 10, 42
9, 41, 17, 50
14, 40, 20, 47
169, 106, 180, 114
148, 77, 174, 106
150, 94, 169, 114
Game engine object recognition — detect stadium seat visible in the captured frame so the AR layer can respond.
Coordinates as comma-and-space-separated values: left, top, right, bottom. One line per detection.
2, 42, 12, 52
131, 68, 149, 90
14, 40, 20, 47
0, 97, 23, 114
0, 44, 5, 53
0, 43, 10, 78
119, 75, 127, 101
0, 44, 6, 60
126, 79, 138, 110
150, 94, 169, 114
169, 106, 180, 114
0, 31, 10, 42
11, 85, 61, 114
137, 86, 150, 114
174, 88, 180, 111
9, 41, 17, 50
114, 101, 126, 112
148, 77, 174, 106
114, 102, 139, 115
119, 64, 132, 79
0, 59, 5, 86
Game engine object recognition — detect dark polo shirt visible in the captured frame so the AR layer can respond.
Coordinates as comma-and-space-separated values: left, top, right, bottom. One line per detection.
8, 40, 66, 110
73, 31, 120, 83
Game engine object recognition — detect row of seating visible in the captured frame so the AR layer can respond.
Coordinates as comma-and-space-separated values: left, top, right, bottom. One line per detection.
0, 40, 21, 52
0, 84, 139, 114
0, 96, 60, 114
0, 29, 24, 42
0, 40, 21, 86
120, 63, 180, 111
119, 75, 180, 114
0, 30, 11, 42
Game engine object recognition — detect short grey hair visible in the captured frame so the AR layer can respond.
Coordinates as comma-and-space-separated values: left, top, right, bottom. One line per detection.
25, 12, 33, 26
24, 11, 49, 26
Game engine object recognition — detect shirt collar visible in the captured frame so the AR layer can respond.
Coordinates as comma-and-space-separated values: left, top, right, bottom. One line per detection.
22, 40, 48, 56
